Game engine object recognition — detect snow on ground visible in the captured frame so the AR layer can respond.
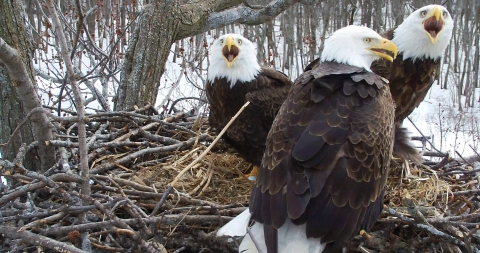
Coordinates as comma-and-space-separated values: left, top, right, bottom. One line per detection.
405, 79, 480, 158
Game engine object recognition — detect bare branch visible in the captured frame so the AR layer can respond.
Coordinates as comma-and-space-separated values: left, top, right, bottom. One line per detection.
45, 0, 91, 220
176, 0, 317, 40
0, 225, 88, 253
207, 0, 316, 29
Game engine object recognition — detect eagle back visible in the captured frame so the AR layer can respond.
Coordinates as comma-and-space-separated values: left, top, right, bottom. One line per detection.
250, 62, 395, 250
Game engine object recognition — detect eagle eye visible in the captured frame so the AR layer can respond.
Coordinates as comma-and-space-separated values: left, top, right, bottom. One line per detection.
363, 38, 372, 43
219, 39, 224, 44
442, 11, 448, 18
420, 10, 427, 17
238, 39, 242, 45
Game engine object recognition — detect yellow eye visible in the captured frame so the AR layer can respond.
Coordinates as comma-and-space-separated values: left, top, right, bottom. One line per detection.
219, 39, 224, 44
238, 39, 242, 45
363, 38, 372, 43
420, 10, 427, 17
443, 11, 448, 18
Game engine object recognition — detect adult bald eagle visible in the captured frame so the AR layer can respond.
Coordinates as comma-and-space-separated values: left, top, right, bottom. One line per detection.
373, 4, 453, 123
218, 25, 399, 253
306, 5, 453, 123
206, 34, 292, 178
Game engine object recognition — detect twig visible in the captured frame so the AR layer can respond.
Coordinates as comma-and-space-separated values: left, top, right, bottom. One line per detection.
387, 206, 465, 247
46, 0, 91, 217
151, 186, 173, 216
407, 117, 446, 155
90, 134, 211, 174
0, 225, 89, 253
170, 101, 250, 187
455, 151, 473, 167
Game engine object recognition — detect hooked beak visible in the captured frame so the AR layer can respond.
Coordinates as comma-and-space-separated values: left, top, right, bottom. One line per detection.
368, 38, 398, 62
423, 6, 444, 44
222, 36, 239, 68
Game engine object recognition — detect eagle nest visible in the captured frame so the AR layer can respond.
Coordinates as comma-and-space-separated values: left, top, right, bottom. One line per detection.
1, 105, 479, 253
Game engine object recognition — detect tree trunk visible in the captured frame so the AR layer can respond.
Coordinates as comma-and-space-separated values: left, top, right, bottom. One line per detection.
360, 0, 372, 28
0, 0, 55, 171
392, 0, 404, 27
372, 0, 384, 32
115, 2, 181, 111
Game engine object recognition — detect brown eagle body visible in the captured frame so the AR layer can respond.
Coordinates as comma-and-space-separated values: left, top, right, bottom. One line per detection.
370, 28, 440, 123
249, 62, 395, 251
206, 68, 292, 166
305, 32, 441, 123
304, 39, 439, 124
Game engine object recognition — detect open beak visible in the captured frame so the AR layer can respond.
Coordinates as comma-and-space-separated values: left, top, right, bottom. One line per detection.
423, 6, 444, 44
222, 36, 239, 68
368, 38, 398, 62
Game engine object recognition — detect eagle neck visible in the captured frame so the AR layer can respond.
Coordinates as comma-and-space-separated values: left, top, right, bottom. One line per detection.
207, 61, 261, 89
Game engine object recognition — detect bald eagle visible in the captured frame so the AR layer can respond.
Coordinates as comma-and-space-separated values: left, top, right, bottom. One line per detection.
206, 34, 292, 178
306, 5, 453, 124
372, 4, 453, 123
218, 25, 399, 253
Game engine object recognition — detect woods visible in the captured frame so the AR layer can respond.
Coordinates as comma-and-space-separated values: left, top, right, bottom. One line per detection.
1, 0, 480, 252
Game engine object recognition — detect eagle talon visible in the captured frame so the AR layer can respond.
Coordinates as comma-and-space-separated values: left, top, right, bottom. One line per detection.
237, 165, 259, 181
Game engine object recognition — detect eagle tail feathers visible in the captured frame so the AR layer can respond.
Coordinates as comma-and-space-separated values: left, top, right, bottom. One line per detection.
239, 219, 326, 253
217, 208, 251, 237
393, 123, 423, 165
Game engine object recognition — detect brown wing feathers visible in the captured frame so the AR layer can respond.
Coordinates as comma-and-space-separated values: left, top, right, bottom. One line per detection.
370, 27, 440, 124
206, 68, 292, 166
250, 62, 395, 251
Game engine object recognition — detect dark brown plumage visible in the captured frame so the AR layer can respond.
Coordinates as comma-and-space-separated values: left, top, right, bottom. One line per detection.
304, 38, 440, 125
305, 4, 453, 126
206, 68, 292, 166
249, 61, 395, 252
370, 28, 441, 123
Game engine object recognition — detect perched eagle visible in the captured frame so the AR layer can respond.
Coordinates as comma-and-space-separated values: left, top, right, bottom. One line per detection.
306, 5, 453, 123
206, 34, 292, 178
372, 4, 453, 123
218, 25, 399, 253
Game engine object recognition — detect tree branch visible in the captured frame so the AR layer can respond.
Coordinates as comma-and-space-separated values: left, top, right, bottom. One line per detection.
207, 0, 309, 28
45, 0, 91, 224
176, 0, 317, 40
0, 225, 88, 253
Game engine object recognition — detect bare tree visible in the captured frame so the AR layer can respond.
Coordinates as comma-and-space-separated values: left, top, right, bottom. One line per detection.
0, 0, 55, 172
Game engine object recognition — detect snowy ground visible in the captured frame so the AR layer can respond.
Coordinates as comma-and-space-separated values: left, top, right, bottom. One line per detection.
405, 81, 480, 158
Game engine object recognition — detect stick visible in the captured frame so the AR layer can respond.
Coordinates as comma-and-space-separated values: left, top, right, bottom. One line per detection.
169, 101, 250, 187
407, 117, 446, 155
151, 185, 172, 216
0, 225, 88, 253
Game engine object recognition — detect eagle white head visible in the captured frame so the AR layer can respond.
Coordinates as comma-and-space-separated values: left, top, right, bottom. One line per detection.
207, 33, 261, 88
393, 4, 453, 61
321, 25, 398, 71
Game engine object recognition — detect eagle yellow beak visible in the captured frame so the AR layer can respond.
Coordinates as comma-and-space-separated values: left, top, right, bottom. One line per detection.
222, 36, 239, 68
368, 38, 398, 62
423, 6, 444, 44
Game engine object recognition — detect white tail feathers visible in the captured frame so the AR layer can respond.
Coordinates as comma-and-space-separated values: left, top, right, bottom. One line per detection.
217, 209, 326, 253
239, 220, 326, 253
217, 208, 251, 237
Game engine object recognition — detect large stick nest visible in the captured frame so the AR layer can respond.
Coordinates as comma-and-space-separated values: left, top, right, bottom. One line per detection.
1, 106, 480, 253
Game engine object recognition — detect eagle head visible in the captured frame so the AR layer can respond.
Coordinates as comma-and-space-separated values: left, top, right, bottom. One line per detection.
393, 5, 453, 61
207, 34, 261, 88
321, 25, 398, 71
